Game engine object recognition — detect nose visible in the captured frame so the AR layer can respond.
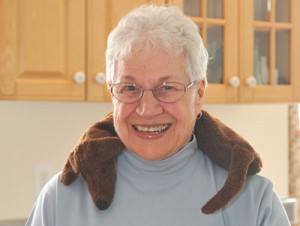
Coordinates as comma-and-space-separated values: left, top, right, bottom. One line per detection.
135, 90, 163, 117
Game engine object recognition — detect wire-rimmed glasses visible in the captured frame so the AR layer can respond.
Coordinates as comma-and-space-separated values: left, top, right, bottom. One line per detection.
110, 81, 198, 104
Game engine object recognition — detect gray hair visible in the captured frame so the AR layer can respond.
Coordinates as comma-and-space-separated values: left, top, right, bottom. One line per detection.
105, 4, 208, 85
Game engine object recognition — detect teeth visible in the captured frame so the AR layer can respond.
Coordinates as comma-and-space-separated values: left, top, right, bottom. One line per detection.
134, 124, 170, 134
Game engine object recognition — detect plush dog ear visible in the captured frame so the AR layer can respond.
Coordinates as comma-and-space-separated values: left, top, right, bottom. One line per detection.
195, 110, 262, 214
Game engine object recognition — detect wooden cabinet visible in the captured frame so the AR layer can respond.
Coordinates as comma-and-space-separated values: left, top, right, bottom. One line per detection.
170, 0, 300, 103
0, 0, 166, 102
1, 0, 299, 103
0, 0, 86, 101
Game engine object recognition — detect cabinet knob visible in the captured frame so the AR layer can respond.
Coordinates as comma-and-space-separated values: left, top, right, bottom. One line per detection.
229, 76, 240, 88
74, 72, 86, 84
246, 76, 257, 88
95, 72, 106, 84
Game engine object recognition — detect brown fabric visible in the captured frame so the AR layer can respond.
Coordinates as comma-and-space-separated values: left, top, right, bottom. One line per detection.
61, 110, 262, 214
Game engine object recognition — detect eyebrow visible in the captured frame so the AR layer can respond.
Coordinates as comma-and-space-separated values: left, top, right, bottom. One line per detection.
119, 75, 173, 83
119, 75, 135, 82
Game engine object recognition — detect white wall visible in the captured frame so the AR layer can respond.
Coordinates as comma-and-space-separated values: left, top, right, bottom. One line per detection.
0, 101, 289, 220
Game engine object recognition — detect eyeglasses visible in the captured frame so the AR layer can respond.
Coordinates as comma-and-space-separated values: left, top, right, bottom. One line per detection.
110, 81, 198, 104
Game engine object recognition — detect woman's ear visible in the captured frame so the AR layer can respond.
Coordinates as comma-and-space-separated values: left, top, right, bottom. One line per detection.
197, 79, 206, 98
195, 79, 206, 116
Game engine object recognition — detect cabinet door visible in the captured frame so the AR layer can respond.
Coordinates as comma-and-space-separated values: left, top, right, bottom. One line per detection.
87, 0, 167, 102
169, 0, 239, 103
0, 0, 86, 101
240, 0, 300, 102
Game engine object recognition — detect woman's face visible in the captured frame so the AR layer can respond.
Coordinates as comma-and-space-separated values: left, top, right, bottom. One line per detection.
111, 50, 205, 160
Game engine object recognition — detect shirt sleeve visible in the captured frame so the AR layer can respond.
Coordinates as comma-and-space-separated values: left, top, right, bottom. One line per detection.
25, 174, 58, 226
257, 182, 290, 226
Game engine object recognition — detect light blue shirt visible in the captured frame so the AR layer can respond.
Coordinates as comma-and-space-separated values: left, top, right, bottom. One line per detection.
26, 136, 290, 226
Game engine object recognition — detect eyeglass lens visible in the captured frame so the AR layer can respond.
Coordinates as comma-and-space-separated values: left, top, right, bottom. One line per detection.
111, 81, 196, 103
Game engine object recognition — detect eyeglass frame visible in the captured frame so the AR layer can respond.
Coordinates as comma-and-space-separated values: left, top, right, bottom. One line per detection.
109, 80, 198, 104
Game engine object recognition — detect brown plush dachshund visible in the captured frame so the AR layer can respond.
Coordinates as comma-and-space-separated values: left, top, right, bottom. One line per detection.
61, 110, 262, 214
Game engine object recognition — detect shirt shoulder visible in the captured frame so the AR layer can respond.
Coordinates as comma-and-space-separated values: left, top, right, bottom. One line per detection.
206, 158, 289, 226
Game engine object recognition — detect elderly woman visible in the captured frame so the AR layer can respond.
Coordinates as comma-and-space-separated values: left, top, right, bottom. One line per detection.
26, 4, 289, 226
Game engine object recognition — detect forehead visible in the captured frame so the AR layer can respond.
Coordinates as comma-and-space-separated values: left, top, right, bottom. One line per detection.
114, 50, 187, 83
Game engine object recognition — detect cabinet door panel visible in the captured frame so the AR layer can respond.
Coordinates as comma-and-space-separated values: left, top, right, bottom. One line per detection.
206, 25, 224, 84
240, 0, 299, 102
0, 0, 85, 101
253, 29, 270, 85
87, 0, 166, 102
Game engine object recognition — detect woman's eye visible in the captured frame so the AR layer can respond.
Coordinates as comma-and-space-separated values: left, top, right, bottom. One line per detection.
123, 85, 137, 92
162, 85, 175, 91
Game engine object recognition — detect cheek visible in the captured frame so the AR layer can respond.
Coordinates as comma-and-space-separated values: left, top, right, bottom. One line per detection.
112, 102, 135, 135
182, 93, 198, 117
176, 94, 200, 130
112, 102, 125, 133
167, 98, 196, 129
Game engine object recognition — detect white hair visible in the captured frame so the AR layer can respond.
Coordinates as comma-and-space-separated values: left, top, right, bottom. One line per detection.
105, 4, 208, 85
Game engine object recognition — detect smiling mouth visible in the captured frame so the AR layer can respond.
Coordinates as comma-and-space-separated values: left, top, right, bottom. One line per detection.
133, 124, 171, 134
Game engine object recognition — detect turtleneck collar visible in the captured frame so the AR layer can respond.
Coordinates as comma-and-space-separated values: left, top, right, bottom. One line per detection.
117, 135, 200, 184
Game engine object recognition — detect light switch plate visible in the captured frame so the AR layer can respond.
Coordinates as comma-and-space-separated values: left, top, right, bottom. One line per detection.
35, 165, 52, 197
